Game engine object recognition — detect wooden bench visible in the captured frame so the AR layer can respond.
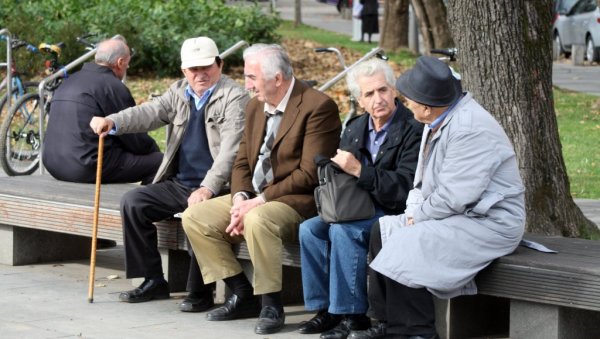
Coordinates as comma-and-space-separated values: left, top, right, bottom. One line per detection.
0, 174, 301, 299
2, 175, 599, 338
437, 233, 600, 339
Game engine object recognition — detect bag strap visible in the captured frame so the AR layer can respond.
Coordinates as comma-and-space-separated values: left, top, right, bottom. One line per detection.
314, 154, 331, 167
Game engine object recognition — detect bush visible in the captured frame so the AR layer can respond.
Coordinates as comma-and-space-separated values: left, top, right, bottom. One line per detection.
0, 0, 281, 76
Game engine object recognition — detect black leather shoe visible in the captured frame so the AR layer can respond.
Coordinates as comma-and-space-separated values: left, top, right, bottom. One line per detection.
179, 292, 215, 312
254, 306, 285, 334
320, 315, 371, 339
298, 310, 343, 334
118, 279, 170, 303
348, 322, 387, 339
206, 294, 261, 321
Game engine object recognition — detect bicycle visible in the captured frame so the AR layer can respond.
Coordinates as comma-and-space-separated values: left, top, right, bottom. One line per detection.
0, 39, 66, 176
314, 46, 388, 131
0, 34, 118, 176
0, 35, 40, 120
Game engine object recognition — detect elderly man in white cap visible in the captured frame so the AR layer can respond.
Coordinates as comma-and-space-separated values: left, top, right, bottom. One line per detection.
349, 56, 525, 339
90, 37, 249, 310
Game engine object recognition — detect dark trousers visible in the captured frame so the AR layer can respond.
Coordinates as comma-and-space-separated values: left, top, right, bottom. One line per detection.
120, 178, 213, 293
102, 150, 163, 185
367, 221, 437, 336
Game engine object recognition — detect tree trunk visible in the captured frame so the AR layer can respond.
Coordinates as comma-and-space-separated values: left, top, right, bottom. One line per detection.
410, 0, 453, 53
380, 0, 410, 51
446, 0, 597, 236
294, 0, 302, 27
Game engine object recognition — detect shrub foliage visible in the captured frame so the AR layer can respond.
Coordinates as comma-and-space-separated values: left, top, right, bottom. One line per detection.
1, 0, 281, 76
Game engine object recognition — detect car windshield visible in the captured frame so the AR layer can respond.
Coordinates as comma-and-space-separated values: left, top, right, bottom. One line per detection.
556, 0, 578, 13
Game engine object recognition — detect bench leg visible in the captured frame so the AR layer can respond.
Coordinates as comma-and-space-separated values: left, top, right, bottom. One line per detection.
510, 300, 600, 339
0, 225, 90, 265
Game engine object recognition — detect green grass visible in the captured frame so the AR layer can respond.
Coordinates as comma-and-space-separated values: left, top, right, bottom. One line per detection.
138, 21, 600, 200
554, 88, 600, 199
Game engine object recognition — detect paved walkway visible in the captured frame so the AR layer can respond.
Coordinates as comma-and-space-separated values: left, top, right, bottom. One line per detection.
0, 247, 316, 339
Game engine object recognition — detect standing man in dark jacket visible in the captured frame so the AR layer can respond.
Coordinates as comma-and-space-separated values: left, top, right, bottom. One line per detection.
297, 58, 423, 339
43, 38, 162, 184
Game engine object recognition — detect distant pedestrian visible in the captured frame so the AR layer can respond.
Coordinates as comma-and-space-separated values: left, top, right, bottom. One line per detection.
360, 0, 379, 43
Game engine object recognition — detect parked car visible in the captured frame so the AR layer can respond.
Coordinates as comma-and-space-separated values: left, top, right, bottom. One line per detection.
553, 0, 600, 62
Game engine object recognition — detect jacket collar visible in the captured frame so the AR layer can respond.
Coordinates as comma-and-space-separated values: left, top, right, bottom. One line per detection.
272, 78, 306, 148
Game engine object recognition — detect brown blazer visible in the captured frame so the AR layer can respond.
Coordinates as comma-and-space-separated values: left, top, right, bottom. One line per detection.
231, 79, 341, 218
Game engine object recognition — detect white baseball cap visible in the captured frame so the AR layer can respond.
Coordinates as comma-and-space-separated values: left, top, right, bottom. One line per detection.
180, 37, 219, 69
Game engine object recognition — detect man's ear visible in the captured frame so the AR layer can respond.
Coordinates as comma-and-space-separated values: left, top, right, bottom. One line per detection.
275, 72, 283, 87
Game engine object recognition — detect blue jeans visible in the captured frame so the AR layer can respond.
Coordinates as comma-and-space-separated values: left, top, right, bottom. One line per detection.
299, 208, 384, 314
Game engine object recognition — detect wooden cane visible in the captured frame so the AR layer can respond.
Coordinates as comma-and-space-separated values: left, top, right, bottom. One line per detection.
88, 135, 105, 303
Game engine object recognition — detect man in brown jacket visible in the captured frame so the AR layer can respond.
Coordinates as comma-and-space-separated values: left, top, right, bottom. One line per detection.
182, 43, 341, 335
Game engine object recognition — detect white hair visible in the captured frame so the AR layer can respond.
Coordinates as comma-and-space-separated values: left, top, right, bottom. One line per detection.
346, 58, 396, 98
243, 43, 293, 80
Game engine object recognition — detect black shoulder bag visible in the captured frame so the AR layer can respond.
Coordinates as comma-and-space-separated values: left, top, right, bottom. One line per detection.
314, 156, 375, 223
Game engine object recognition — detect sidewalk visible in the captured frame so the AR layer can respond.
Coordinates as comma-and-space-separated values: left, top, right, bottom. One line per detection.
0, 247, 316, 339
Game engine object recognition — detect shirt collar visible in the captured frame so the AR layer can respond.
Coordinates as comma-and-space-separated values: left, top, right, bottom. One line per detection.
368, 108, 396, 134
264, 78, 295, 116
185, 83, 217, 110
428, 95, 461, 130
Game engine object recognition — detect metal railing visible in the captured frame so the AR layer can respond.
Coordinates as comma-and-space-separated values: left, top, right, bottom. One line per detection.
318, 46, 383, 92
0, 28, 13, 110
220, 40, 248, 59
38, 34, 124, 174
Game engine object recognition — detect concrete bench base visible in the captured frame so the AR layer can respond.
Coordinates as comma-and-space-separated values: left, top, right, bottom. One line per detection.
510, 300, 600, 339
0, 225, 91, 265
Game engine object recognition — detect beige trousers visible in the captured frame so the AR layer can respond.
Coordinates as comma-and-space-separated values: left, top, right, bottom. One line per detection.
181, 194, 303, 295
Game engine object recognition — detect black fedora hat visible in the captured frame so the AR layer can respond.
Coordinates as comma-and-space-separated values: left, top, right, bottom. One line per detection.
396, 56, 461, 107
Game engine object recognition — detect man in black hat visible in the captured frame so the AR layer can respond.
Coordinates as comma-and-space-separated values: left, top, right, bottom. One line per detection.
349, 56, 525, 339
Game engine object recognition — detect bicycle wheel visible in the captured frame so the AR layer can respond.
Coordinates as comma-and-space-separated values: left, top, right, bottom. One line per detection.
0, 92, 46, 175
0, 81, 39, 121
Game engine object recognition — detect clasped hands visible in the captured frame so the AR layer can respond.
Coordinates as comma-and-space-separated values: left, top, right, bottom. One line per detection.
225, 195, 264, 236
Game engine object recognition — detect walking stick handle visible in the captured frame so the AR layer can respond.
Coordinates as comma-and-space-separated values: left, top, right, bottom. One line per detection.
88, 135, 105, 303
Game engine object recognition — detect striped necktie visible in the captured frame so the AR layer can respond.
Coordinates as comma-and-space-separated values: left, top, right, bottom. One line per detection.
252, 110, 282, 192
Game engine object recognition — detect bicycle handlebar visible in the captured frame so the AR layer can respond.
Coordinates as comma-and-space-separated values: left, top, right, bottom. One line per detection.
76, 33, 99, 49
315, 47, 347, 69
430, 48, 458, 61
0, 36, 39, 53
